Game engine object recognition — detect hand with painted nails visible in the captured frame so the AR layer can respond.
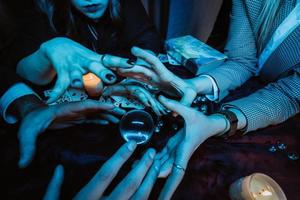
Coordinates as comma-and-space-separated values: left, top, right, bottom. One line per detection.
43, 142, 161, 200
117, 47, 198, 107
18, 100, 126, 168
102, 83, 167, 116
16, 37, 134, 103
155, 96, 228, 200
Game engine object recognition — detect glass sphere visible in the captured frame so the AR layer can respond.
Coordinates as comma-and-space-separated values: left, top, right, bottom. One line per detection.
119, 110, 154, 145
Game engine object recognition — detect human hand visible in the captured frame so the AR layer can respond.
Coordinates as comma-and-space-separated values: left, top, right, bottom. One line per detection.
155, 96, 227, 200
117, 47, 198, 106
18, 100, 125, 168
102, 83, 167, 116
39, 37, 133, 103
43, 142, 161, 200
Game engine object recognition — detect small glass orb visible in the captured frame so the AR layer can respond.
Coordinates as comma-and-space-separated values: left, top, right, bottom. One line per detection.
119, 110, 154, 145
157, 120, 164, 127
154, 126, 161, 133
277, 143, 287, 150
287, 152, 299, 161
268, 145, 277, 153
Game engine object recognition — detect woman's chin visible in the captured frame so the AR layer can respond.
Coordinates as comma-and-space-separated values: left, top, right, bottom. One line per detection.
84, 11, 105, 21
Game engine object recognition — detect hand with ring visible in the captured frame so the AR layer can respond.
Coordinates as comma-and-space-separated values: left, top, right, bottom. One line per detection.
155, 95, 228, 200
43, 142, 161, 200
17, 37, 134, 103
116, 47, 199, 107
102, 83, 168, 116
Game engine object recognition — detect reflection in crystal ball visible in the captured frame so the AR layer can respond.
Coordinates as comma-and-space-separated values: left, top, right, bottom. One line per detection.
119, 110, 154, 145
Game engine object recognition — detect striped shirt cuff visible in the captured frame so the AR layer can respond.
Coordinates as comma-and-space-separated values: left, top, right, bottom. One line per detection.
199, 75, 219, 101
0, 83, 39, 124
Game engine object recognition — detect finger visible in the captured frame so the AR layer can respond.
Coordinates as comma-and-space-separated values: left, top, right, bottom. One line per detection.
63, 100, 115, 115
158, 157, 174, 178
102, 85, 129, 97
133, 89, 161, 115
74, 141, 137, 200
156, 128, 184, 161
18, 132, 36, 168
130, 160, 161, 200
155, 101, 168, 115
131, 47, 170, 77
159, 95, 195, 120
101, 54, 134, 69
146, 95, 165, 116
108, 149, 156, 200
43, 165, 64, 200
134, 91, 151, 107
158, 141, 193, 200
18, 115, 54, 168
70, 70, 83, 88
85, 119, 110, 125
47, 73, 70, 104
99, 113, 120, 124
107, 107, 126, 116
179, 88, 197, 107
87, 61, 117, 84
117, 66, 157, 81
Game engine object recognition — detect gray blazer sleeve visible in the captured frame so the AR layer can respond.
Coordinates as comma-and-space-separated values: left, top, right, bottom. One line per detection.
205, 0, 258, 100
223, 67, 300, 133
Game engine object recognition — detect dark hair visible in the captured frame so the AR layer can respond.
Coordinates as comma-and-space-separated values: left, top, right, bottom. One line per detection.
35, 0, 121, 36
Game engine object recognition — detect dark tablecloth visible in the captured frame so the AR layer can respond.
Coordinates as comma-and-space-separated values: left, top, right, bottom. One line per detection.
0, 66, 299, 199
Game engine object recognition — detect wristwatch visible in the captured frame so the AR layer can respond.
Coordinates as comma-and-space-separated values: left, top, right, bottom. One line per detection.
216, 110, 238, 138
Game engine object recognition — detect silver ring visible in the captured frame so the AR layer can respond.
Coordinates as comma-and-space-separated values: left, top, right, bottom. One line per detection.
173, 164, 185, 171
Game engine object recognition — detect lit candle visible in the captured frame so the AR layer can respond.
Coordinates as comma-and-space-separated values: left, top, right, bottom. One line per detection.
83, 73, 103, 97
229, 173, 287, 200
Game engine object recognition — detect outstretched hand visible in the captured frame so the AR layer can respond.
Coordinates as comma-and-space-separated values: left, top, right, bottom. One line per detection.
117, 47, 198, 107
18, 37, 134, 103
43, 142, 161, 200
103, 83, 167, 116
155, 96, 226, 200
18, 100, 125, 168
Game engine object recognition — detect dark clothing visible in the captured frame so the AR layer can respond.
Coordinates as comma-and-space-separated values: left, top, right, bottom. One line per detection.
0, 3, 22, 97
0, 65, 22, 97
6, 0, 162, 68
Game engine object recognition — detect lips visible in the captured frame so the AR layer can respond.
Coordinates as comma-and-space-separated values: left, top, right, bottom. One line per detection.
84, 4, 101, 13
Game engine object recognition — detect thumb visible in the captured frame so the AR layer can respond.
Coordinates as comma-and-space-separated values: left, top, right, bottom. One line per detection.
18, 112, 54, 168
159, 95, 194, 120
18, 131, 37, 168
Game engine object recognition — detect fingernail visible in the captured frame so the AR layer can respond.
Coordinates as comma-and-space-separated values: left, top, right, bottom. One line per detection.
126, 58, 136, 66
105, 74, 116, 81
127, 141, 137, 151
148, 149, 156, 159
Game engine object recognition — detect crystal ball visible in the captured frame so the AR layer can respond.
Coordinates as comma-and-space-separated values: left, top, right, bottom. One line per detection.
119, 110, 154, 145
